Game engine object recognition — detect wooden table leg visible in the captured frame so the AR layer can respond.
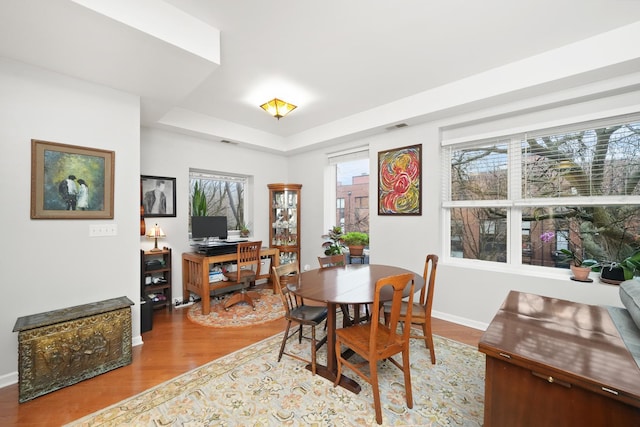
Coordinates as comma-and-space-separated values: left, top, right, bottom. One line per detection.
304, 302, 361, 394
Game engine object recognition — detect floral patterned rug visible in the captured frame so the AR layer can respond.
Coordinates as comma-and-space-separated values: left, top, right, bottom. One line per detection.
65, 329, 485, 426
187, 288, 285, 328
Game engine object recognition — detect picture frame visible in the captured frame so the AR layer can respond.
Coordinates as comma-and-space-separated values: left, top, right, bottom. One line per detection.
141, 175, 177, 218
377, 143, 422, 215
31, 139, 115, 219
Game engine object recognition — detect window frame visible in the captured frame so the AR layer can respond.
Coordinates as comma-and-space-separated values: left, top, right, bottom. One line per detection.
188, 168, 252, 234
441, 113, 640, 276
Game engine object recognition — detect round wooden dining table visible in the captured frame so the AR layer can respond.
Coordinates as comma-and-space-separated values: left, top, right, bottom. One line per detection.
291, 264, 424, 393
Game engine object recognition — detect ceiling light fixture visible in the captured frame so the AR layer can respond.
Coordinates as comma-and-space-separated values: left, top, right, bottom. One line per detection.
260, 98, 297, 120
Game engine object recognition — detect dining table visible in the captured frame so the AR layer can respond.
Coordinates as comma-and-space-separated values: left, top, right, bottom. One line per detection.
291, 263, 424, 393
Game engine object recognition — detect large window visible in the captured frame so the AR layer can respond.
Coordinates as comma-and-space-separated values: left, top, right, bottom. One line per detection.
330, 149, 370, 234
189, 169, 249, 233
443, 114, 640, 271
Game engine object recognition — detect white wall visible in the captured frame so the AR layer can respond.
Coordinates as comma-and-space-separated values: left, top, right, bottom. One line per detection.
0, 58, 140, 386
290, 82, 640, 331
140, 127, 289, 303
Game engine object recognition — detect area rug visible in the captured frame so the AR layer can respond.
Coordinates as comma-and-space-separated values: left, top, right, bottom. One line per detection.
187, 288, 285, 328
65, 330, 485, 426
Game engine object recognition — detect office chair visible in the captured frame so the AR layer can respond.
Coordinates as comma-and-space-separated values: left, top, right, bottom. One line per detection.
223, 241, 262, 310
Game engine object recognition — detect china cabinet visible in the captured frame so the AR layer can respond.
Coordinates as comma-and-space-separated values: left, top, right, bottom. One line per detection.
268, 183, 301, 267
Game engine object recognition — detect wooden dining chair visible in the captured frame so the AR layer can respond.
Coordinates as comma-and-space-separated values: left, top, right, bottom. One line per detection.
222, 241, 262, 310
272, 263, 328, 375
317, 253, 347, 268
383, 254, 438, 364
334, 273, 415, 425
317, 254, 370, 324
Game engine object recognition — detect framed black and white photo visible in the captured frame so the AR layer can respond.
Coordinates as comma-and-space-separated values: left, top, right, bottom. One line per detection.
141, 175, 176, 218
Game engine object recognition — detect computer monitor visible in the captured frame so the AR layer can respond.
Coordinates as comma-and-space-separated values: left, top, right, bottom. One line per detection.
191, 216, 228, 241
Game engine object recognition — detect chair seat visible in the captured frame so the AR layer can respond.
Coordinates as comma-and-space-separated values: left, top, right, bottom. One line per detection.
336, 324, 401, 355
224, 269, 256, 281
383, 301, 426, 321
289, 305, 328, 323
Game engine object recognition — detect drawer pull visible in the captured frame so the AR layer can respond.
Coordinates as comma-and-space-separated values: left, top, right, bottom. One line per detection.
602, 387, 619, 395
532, 371, 571, 388
498, 352, 511, 359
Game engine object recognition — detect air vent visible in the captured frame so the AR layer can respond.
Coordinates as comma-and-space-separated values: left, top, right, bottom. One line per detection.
385, 123, 409, 130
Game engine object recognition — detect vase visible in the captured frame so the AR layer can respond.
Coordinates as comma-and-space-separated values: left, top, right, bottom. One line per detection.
570, 265, 591, 282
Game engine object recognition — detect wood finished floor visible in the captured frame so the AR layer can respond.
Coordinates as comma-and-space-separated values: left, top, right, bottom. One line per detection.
0, 299, 484, 426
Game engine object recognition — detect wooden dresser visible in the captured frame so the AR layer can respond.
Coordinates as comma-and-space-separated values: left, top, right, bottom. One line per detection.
479, 291, 640, 426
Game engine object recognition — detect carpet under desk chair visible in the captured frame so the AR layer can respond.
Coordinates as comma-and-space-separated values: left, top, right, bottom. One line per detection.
223, 241, 262, 311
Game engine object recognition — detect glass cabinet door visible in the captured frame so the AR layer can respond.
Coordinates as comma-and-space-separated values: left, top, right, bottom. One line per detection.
268, 184, 301, 266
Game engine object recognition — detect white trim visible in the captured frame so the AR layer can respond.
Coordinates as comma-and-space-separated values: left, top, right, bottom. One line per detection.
441, 105, 640, 146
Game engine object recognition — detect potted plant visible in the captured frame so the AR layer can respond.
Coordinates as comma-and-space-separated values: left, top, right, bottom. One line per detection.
191, 180, 208, 216
559, 248, 598, 282
322, 226, 345, 255
342, 231, 369, 257
238, 222, 251, 238
601, 250, 640, 284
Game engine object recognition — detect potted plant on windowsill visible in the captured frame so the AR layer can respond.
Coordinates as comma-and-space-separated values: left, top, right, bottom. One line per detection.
342, 232, 369, 257
559, 248, 598, 282
600, 250, 640, 284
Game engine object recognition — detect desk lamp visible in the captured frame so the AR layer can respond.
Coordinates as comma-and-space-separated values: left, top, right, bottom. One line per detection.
146, 223, 166, 252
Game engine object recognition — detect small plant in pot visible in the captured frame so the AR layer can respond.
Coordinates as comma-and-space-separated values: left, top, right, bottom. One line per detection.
600, 250, 640, 284
322, 226, 345, 255
559, 248, 598, 282
342, 232, 369, 257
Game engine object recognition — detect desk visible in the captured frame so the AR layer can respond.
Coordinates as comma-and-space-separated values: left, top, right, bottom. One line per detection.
182, 248, 279, 315
479, 291, 640, 426
292, 264, 424, 393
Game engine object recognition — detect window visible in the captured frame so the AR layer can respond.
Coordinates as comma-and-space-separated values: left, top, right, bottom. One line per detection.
329, 149, 370, 234
443, 114, 640, 271
189, 169, 249, 233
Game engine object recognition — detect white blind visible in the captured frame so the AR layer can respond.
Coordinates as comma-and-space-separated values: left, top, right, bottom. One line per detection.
328, 147, 369, 165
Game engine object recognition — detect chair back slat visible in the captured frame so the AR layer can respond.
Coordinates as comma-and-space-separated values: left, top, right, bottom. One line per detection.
227, 241, 262, 282
272, 263, 300, 316
370, 273, 415, 351
419, 254, 438, 315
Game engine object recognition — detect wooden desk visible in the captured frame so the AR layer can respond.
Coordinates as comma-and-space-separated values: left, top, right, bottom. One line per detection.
293, 264, 424, 393
182, 248, 279, 315
479, 291, 640, 426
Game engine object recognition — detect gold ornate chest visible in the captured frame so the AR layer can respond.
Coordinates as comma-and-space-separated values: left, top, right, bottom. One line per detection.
13, 296, 134, 402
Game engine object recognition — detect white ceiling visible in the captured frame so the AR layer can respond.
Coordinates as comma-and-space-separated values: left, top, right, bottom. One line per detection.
2, 0, 640, 153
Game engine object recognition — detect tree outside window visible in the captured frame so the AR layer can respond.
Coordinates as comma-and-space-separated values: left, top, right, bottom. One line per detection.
445, 116, 640, 271
189, 170, 248, 231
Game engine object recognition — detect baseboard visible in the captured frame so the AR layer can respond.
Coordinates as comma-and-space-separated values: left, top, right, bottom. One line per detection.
432, 310, 488, 332
0, 371, 18, 389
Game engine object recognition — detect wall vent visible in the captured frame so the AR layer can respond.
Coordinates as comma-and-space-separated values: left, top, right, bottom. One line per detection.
385, 123, 408, 130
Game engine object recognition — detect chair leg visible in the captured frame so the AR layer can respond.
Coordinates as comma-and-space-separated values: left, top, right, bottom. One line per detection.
370, 360, 383, 424
402, 350, 413, 409
423, 323, 436, 364
278, 321, 292, 362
